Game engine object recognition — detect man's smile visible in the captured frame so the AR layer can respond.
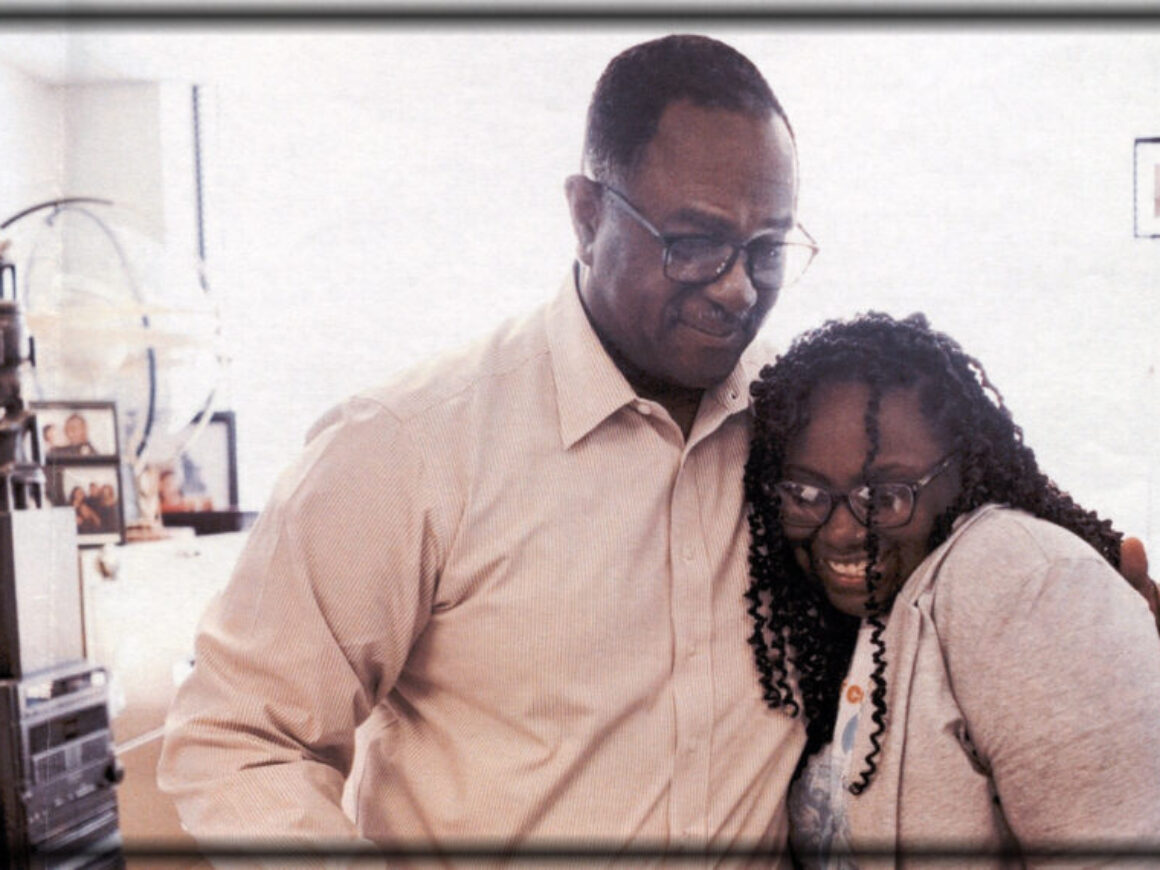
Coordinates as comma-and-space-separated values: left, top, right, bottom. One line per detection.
675, 300, 750, 343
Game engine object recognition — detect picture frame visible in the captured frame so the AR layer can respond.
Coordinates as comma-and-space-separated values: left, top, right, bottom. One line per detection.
31, 400, 121, 462
1134, 137, 1160, 238
156, 410, 238, 514
44, 460, 126, 547
153, 410, 255, 535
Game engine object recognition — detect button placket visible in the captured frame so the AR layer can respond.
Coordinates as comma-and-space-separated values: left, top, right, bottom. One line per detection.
668, 452, 713, 848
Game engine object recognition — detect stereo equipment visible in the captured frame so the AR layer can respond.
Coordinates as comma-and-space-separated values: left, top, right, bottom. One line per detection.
0, 259, 124, 868
0, 664, 123, 869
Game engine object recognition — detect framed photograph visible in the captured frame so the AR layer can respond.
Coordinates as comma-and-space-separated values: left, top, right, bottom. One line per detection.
156, 410, 238, 514
31, 401, 121, 461
1134, 138, 1160, 238
44, 460, 126, 547
152, 411, 255, 535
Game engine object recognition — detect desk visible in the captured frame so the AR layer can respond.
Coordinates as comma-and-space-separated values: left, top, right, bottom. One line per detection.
81, 531, 249, 869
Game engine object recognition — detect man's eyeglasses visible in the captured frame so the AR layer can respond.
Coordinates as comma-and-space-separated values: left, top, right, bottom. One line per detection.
599, 184, 819, 293
775, 454, 957, 530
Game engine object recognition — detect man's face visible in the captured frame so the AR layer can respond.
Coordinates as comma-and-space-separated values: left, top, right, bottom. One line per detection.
65, 415, 87, 444
572, 100, 798, 391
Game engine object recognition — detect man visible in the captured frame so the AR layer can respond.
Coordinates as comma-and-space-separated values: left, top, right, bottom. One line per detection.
52, 411, 97, 457
158, 34, 1156, 867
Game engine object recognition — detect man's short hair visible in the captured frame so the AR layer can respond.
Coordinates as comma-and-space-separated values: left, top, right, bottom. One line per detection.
583, 34, 792, 184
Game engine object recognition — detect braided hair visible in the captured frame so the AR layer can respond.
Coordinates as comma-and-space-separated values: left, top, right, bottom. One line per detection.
744, 311, 1122, 792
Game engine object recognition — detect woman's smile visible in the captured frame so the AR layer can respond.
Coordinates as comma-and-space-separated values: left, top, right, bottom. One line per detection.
781, 380, 961, 617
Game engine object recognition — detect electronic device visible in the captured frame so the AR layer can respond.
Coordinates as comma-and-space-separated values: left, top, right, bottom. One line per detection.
0, 664, 123, 869
0, 259, 124, 868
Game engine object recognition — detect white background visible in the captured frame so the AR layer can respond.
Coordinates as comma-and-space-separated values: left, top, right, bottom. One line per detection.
2, 22, 1158, 554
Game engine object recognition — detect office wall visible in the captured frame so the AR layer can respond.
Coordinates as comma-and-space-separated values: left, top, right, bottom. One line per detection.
0, 62, 64, 231
4, 28, 1159, 552
2, 69, 217, 479
191, 27, 1160, 552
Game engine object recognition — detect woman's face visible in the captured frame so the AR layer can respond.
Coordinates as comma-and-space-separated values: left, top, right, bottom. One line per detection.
780, 380, 961, 617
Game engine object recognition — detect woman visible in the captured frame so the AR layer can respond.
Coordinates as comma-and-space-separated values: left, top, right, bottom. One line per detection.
744, 312, 1160, 867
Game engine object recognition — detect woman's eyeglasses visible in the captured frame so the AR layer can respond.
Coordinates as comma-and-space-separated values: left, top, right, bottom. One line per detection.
775, 454, 957, 530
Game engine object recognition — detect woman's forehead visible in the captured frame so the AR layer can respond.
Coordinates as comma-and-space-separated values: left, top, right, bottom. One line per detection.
788, 380, 949, 468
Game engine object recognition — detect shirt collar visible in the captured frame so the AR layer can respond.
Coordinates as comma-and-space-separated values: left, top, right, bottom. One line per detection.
545, 263, 639, 449
545, 262, 761, 449
683, 331, 770, 448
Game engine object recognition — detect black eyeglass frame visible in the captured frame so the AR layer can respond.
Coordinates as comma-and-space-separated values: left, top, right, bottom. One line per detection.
598, 183, 819, 292
775, 453, 958, 530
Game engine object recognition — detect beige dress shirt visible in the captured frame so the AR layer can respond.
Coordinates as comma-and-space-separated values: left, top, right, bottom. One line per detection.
158, 271, 804, 866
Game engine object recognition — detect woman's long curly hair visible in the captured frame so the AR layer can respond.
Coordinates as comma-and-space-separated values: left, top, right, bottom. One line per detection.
744, 312, 1122, 792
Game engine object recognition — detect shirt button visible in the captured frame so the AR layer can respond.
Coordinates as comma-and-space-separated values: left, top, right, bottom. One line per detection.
635, 401, 651, 415
681, 545, 695, 561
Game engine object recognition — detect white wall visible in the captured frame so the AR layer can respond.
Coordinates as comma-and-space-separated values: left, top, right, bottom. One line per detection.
743, 29, 1160, 549
0, 63, 64, 230
4, 72, 218, 489
62, 83, 165, 236
188, 27, 1159, 555
5, 26, 1159, 556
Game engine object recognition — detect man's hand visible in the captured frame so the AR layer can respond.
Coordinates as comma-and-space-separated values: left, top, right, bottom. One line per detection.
1121, 537, 1160, 632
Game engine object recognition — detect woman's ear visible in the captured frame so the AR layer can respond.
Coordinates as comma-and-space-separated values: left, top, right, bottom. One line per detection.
564, 174, 602, 266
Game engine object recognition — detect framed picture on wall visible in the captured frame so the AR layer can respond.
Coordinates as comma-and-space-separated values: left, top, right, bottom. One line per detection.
44, 460, 126, 547
1134, 137, 1160, 238
31, 400, 121, 462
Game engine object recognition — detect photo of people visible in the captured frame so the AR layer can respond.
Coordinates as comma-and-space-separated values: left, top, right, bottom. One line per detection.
1135, 138, 1160, 237
152, 411, 238, 515
1154, 163, 1159, 219
46, 463, 125, 546
33, 402, 120, 460
157, 464, 213, 514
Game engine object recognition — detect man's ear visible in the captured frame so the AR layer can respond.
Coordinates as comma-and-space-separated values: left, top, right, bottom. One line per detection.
564, 174, 602, 266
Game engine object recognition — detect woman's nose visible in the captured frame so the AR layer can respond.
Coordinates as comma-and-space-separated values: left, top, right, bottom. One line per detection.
817, 497, 867, 549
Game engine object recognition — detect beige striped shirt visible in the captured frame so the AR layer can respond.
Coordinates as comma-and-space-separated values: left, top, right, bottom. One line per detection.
158, 271, 804, 867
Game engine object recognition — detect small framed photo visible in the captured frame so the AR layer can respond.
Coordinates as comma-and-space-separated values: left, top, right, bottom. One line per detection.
156, 410, 238, 514
31, 401, 121, 461
45, 461, 126, 547
1134, 138, 1160, 238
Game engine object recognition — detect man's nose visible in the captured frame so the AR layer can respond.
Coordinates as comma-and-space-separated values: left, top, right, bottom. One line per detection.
703, 251, 758, 315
